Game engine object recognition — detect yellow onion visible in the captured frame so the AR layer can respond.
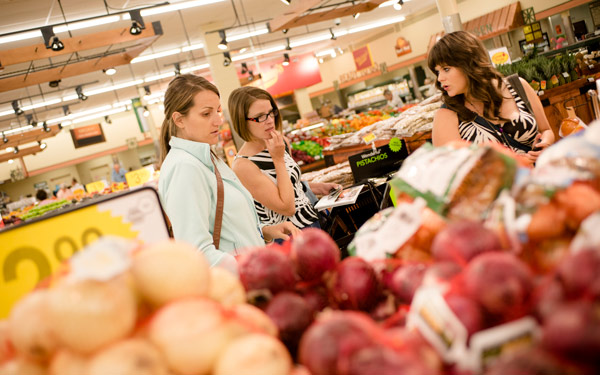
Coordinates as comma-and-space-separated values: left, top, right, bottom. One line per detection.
208, 267, 245, 307
213, 334, 292, 375
87, 339, 168, 375
48, 350, 88, 375
230, 303, 278, 337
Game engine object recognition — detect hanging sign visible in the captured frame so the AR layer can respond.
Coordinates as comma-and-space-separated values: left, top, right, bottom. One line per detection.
70, 123, 106, 148
353, 45, 374, 71
395, 37, 412, 57
0, 187, 171, 318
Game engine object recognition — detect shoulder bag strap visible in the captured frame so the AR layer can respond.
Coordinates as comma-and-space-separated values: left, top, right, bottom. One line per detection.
211, 156, 224, 249
506, 74, 534, 115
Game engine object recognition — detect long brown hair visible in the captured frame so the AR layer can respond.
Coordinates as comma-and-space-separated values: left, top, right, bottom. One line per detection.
159, 74, 220, 165
427, 31, 507, 122
228, 86, 282, 142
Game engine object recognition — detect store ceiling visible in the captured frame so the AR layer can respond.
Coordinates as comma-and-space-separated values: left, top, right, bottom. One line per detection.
0, 0, 437, 135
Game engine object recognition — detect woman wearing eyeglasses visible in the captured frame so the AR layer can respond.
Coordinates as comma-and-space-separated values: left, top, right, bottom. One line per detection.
229, 86, 340, 231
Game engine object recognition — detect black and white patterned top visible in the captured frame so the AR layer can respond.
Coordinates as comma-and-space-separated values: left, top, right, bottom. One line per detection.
451, 80, 538, 154
235, 145, 319, 228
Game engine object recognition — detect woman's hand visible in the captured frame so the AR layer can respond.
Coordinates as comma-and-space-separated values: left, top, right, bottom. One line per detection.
526, 132, 552, 163
263, 222, 301, 242
309, 182, 342, 196
265, 130, 286, 160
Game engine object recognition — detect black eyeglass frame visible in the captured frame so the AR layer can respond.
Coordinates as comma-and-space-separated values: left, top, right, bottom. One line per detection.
246, 108, 279, 123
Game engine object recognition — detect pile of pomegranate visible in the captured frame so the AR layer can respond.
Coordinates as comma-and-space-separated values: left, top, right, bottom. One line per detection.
0, 240, 293, 375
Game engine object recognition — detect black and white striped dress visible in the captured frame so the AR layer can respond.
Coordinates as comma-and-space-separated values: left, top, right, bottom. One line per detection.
456, 80, 538, 154
236, 146, 319, 228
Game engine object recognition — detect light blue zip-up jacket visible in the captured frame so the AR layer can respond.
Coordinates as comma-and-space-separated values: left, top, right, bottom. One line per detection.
158, 137, 265, 268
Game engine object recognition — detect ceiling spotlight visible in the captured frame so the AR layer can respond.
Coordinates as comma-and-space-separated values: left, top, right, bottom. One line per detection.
247, 71, 255, 82
329, 28, 336, 40
285, 37, 292, 51
241, 62, 248, 74
41, 26, 65, 51
223, 52, 232, 66
49, 79, 61, 88
174, 63, 181, 76
282, 53, 290, 66
353, 13, 360, 19
75, 86, 87, 101
7, 159, 13, 164
103, 67, 116, 75
281, 0, 291, 4
143, 106, 150, 117
25, 114, 34, 126
50, 37, 64, 51
105, 115, 112, 124
43, 121, 51, 132
318, 58, 324, 64
2, 132, 8, 143
143, 85, 152, 97
217, 30, 228, 50
394, 0, 404, 10
282, 29, 289, 34
13, 146, 19, 154
12, 100, 23, 115
128, 10, 145, 35
39, 141, 47, 150
63, 105, 71, 116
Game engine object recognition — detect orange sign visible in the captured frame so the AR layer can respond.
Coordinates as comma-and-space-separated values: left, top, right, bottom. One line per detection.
395, 37, 412, 57
353, 45, 374, 71
72, 124, 102, 140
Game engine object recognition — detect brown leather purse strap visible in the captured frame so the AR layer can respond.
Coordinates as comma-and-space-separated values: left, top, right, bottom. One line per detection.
211, 156, 224, 249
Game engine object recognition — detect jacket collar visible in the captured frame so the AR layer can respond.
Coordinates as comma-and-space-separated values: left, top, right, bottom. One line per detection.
169, 136, 213, 169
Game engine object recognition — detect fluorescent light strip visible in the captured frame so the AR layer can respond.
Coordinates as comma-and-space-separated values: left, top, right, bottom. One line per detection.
143, 92, 165, 100
145, 72, 175, 82
0, 109, 14, 117
180, 63, 210, 73
71, 106, 127, 125
114, 100, 132, 108
85, 79, 144, 96
139, 0, 225, 16
21, 98, 62, 111
62, 94, 79, 102
348, 16, 406, 34
226, 28, 269, 42
232, 45, 285, 61
0, 30, 41, 44
379, 0, 411, 6
316, 49, 335, 57
4, 125, 34, 135
132, 49, 182, 63
182, 43, 205, 52
290, 34, 330, 48
53, 15, 121, 33
47, 104, 114, 124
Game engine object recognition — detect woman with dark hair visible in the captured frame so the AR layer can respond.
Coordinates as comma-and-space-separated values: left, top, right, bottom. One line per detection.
158, 74, 299, 272
228, 86, 340, 230
428, 31, 554, 163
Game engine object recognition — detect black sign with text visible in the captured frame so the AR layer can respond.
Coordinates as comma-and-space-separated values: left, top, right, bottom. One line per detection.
349, 138, 409, 183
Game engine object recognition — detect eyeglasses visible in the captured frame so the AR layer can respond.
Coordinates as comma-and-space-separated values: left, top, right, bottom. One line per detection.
246, 108, 279, 123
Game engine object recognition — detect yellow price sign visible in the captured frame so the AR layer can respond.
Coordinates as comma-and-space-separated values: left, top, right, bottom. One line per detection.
0, 188, 170, 318
126, 167, 152, 188
86, 180, 107, 194
362, 132, 376, 144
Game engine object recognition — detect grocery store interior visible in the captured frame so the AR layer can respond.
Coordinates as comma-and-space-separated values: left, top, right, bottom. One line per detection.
3, 1, 600, 374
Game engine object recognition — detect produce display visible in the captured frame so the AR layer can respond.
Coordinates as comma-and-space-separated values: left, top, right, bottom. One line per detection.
326, 94, 442, 150
20, 200, 70, 221
301, 161, 354, 188
289, 139, 328, 165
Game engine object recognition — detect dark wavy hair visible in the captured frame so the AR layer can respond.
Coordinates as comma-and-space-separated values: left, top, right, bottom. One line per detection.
427, 31, 507, 122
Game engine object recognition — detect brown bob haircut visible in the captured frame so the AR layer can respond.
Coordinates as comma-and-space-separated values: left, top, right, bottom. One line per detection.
228, 86, 282, 142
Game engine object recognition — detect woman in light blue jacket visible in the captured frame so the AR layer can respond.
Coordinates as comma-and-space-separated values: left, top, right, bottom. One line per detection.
158, 74, 299, 272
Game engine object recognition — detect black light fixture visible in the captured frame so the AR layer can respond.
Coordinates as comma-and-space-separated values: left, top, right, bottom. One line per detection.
39, 141, 47, 150
223, 52, 232, 66
281, 0, 291, 4
63, 105, 71, 116
128, 10, 145, 35
241, 62, 248, 74
105, 115, 112, 124
43, 121, 51, 132
25, 114, 37, 127
353, 13, 360, 19
103, 67, 116, 75
217, 30, 228, 50
329, 28, 336, 40
12, 100, 23, 115
49, 80, 61, 88
143, 106, 150, 117
143, 85, 152, 97
282, 53, 290, 66
285, 37, 292, 51
247, 71, 255, 82
2, 132, 8, 143
13, 146, 19, 154
41, 26, 64, 51
282, 28, 289, 34
75, 86, 87, 101
394, 0, 404, 10
174, 63, 181, 76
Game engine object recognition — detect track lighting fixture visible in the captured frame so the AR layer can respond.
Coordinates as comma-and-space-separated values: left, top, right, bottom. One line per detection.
285, 37, 292, 51
281, 0, 291, 4
143, 106, 150, 117
103, 67, 116, 75
63, 105, 71, 116
12, 100, 23, 115
128, 10, 145, 35
247, 71, 255, 82
143, 85, 152, 97
330, 28, 336, 40
241, 62, 248, 74
49, 80, 61, 88
39, 141, 47, 150
353, 13, 360, 19
13, 146, 19, 154
105, 115, 112, 124
223, 52, 232, 66
41, 26, 64, 51
282, 53, 290, 66
174, 63, 181, 75
7, 159, 13, 164
76, 86, 87, 101
43, 121, 51, 132
282, 29, 289, 34
2, 132, 7, 143
25, 114, 38, 127
394, 0, 404, 11
217, 30, 228, 50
